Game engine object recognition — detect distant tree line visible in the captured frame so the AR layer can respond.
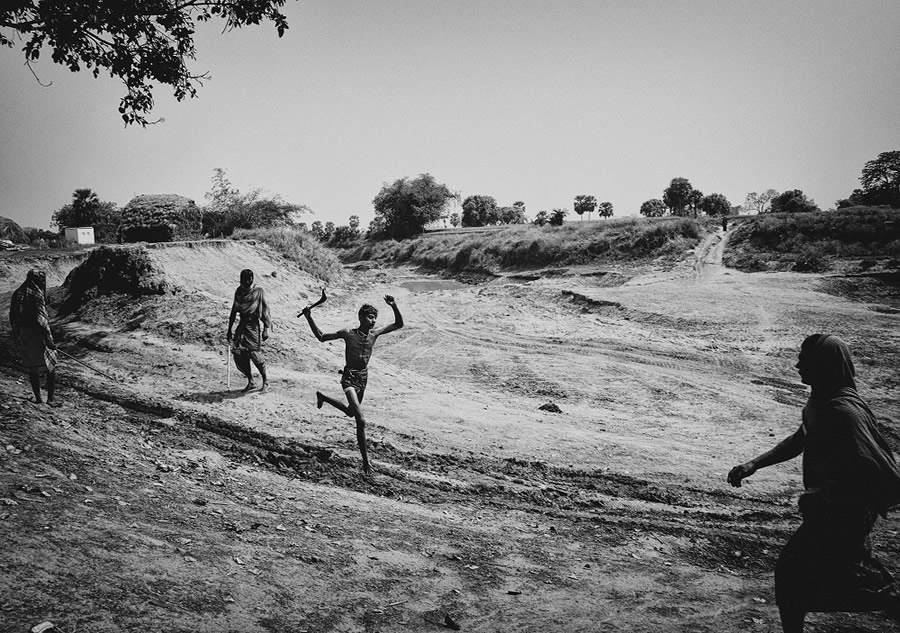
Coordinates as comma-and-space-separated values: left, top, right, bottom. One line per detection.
639, 178, 734, 219
24, 150, 898, 250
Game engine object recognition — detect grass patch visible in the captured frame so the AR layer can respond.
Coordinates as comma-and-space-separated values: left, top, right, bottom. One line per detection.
345, 217, 705, 274
231, 227, 343, 282
724, 207, 900, 273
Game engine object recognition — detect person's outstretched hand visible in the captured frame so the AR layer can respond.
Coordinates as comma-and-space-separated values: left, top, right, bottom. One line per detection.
727, 462, 756, 487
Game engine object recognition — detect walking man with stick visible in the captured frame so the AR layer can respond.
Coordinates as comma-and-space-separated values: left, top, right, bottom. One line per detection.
227, 269, 270, 393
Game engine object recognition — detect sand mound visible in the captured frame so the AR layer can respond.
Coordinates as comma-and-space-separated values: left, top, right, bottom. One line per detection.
58, 245, 171, 316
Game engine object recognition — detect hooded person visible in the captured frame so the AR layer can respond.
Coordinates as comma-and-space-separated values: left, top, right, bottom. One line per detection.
226, 268, 271, 392
729, 334, 900, 632
9, 269, 59, 405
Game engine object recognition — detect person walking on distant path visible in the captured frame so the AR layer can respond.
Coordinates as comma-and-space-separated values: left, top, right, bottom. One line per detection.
300, 295, 404, 475
227, 268, 270, 393
728, 334, 900, 632
9, 269, 60, 406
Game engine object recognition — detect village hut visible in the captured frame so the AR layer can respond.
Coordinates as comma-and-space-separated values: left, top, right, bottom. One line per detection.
0, 216, 28, 244
118, 194, 202, 243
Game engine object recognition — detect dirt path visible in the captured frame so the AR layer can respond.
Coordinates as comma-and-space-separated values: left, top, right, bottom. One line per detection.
2, 237, 899, 633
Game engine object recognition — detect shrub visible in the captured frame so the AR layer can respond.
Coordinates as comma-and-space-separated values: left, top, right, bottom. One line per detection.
231, 227, 343, 283
725, 207, 900, 272
793, 245, 830, 272
344, 216, 704, 274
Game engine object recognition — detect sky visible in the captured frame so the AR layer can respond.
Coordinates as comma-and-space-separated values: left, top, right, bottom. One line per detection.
1, 0, 899, 231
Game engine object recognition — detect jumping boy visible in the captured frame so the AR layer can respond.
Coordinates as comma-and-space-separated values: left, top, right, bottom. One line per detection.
300, 295, 404, 474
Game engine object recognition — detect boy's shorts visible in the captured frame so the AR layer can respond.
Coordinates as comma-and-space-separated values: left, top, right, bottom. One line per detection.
340, 367, 368, 402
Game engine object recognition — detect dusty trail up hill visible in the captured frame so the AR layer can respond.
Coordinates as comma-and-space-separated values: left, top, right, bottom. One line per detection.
1, 234, 900, 633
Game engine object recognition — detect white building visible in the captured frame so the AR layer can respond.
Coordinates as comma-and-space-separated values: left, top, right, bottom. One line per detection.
64, 227, 95, 245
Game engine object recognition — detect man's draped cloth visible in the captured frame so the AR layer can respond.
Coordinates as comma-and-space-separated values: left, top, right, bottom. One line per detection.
776, 335, 900, 612
9, 270, 57, 374
231, 282, 270, 353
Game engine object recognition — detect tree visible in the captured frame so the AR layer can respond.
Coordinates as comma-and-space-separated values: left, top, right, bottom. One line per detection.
1, 1, 289, 126
93, 200, 123, 243
499, 204, 526, 224
372, 173, 456, 239
663, 178, 695, 216
549, 208, 567, 226
855, 150, 900, 208
573, 195, 597, 221
310, 220, 324, 240
771, 189, 819, 214
597, 201, 614, 219
687, 189, 703, 217
52, 188, 121, 241
348, 215, 360, 231
532, 210, 549, 226
461, 195, 499, 227
639, 199, 667, 217
449, 212, 460, 228
366, 216, 386, 239
52, 188, 99, 229
330, 225, 359, 247
201, 168, 308, 236
699, 193, 731, 217
744, 189, 779, 214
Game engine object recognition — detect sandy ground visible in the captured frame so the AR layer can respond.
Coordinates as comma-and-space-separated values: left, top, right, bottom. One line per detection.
1, 230, 899, 633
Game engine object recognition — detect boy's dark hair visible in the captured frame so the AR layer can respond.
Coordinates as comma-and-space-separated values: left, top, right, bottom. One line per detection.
359, 303, 378, 318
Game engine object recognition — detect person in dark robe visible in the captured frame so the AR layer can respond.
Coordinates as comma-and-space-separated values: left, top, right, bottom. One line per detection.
728, 334, 900, 632
226, 269, 270, 392
300, 295, 404, 475
9, 269, 59, 406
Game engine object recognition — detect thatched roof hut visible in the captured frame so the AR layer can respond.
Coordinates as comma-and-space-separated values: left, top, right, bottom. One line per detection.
119, 194, 201, 243
0, 216, 28, 244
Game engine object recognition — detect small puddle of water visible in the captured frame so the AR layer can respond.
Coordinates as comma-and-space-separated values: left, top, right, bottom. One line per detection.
399, 280, 466, 293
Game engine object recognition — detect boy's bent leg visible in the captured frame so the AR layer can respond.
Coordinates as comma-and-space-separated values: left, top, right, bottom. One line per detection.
317, 391, 352, 416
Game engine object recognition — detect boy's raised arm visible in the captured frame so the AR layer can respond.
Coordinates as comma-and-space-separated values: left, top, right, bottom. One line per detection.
378, 295, 404, 335
300, 306, 342, 342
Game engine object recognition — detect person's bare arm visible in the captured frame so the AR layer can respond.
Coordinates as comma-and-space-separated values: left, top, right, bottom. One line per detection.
301, 307, 343, 343
375, 295, 404, 336
260, 290, 270, 341
728, 426, 805, 487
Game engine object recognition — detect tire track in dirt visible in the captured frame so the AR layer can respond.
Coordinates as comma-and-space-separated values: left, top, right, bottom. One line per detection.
59, 367, 796, 561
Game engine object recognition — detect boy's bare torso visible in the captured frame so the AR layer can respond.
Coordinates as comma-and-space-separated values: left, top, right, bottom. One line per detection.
342, 328, 379, 370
